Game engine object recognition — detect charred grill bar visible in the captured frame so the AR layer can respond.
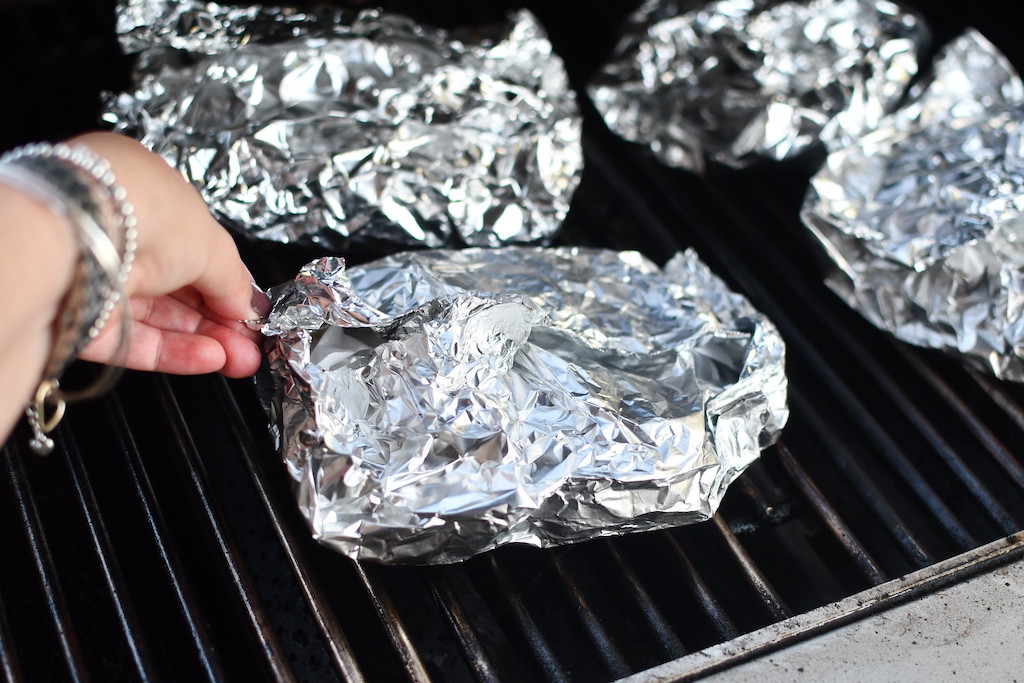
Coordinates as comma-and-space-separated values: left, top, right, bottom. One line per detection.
3, 0, 1024, 680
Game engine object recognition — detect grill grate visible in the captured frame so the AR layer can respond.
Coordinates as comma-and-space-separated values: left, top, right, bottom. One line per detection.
3, 0, 1024, 680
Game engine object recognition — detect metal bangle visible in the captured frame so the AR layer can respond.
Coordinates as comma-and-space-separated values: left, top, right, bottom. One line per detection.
0, 162, 118, 367
3, 143, 138, 342
0, 141, 138, 454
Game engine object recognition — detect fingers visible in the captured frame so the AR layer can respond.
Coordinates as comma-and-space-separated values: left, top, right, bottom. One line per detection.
168, 287, 264, 344
79, 294, 263, 378
194, 318, 264, 378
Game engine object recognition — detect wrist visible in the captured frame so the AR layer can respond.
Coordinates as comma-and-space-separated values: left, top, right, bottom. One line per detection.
0, 184, 78, 334
0, 141, 138, 453
0, 184, 77, 444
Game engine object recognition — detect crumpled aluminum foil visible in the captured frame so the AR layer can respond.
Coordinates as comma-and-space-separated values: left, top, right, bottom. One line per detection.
104, 0, 582, 249
588, 0, 925, 172
802, 30, 1024, 381
260, 247, 789, 564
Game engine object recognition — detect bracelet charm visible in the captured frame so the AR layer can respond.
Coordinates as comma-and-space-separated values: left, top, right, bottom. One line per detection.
0, 142, 136, 454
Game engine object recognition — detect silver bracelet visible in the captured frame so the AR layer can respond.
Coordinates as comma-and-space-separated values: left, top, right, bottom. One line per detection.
0, 142, 138, 454
0, 161, 119, 364
3, 143, 138, 343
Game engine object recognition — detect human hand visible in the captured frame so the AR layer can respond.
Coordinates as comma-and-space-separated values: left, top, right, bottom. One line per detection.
69, 132, 267, 379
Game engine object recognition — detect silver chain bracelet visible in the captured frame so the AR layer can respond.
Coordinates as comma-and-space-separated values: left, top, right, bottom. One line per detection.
0, 142, 137, 454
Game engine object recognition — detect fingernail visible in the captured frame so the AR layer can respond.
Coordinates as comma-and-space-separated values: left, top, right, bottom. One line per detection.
247, 281, 271, 322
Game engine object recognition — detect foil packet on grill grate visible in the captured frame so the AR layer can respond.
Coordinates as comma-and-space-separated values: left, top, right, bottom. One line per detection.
260, 247, 789, 564
802, 30, 1024, 381
104, 0, 582, 250
588, 0, 925, 172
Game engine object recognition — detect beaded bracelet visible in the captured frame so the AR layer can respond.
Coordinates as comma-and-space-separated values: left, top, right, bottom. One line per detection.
0, 142, 137, 454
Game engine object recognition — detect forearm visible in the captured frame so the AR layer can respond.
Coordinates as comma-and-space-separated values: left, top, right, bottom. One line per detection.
0, 185, 77, 440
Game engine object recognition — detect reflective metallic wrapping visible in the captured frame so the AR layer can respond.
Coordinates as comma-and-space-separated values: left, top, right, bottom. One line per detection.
260, 247, 789, 563
802, 31, 1024, 381
588, 0, 924, 172
105, 0, 582, 249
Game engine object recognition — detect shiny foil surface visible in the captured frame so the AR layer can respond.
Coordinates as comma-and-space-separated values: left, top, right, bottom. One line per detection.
588, 0, 924, 172
105, 0, 582, 249
803, 31, 1024, 381
260, 247, 789, 563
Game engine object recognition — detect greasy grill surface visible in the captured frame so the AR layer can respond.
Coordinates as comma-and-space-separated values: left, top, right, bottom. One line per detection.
2, 0, 1024, 680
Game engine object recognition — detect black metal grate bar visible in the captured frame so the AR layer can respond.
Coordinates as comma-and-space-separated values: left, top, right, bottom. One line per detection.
59, 427, 156, 680
0, 593, 20, 682
969, 369, 1024, 433
485, 557, 570, 683
601, 541, 687, 660
153, 376, 298, 682
841, 354, 1019, 536
791, 389, 934, 569
896, 346, 1024, 493
104, 395, 225, 680
2, 443, 89, 682
663, 535, 739, 642
774, 442, 886, 586
354, 563, 433, 681
214, 378, 366, 681
428, 572, 500, 682
710, 516, 791, 620
550, 553, 631, 678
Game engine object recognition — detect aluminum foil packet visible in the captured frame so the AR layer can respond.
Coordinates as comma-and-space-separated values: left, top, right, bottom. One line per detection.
802, 30, 1024, 381
260, 247, 788, 564
104, 0, 582, 249
588, 0, 925, 172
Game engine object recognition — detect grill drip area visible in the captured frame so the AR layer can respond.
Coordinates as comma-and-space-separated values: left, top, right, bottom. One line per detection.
3, 1, 1024, 680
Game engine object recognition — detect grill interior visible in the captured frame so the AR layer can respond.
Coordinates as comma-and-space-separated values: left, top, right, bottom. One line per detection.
3, 0, 1024, 680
